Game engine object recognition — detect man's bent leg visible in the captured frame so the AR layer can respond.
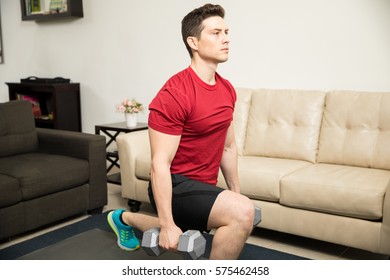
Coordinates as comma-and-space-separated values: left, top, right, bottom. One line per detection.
122, 211, 160, 232
108, 209, 160, 251
207, 190, 254, 259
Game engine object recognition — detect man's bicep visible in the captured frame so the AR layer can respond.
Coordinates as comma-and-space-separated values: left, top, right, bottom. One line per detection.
148, 127, 181, 165
224, 122, 236, 149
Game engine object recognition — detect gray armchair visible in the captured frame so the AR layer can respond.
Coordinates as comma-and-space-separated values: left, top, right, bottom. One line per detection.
0, 100, 107, 240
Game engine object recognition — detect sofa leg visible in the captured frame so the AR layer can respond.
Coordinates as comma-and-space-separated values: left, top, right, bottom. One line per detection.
128, 200, 142, 212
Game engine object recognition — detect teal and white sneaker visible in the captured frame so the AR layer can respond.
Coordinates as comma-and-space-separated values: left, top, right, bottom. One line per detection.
107, 209, 140, 251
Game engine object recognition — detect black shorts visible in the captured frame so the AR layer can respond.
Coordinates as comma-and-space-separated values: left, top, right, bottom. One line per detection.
148, 174, 225, 232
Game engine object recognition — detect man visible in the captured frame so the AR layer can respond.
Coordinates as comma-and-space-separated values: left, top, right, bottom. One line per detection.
108, 3, 254, 260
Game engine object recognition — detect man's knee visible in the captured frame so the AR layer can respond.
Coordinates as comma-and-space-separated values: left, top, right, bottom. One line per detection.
218, 191, 254, 232
236, 195, 255, 233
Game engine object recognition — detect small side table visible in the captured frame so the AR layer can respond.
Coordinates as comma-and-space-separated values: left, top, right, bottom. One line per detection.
95, 121, 148, 185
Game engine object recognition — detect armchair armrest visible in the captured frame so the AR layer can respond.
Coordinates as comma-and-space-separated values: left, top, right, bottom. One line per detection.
116, 129, 150, 202
36, 128, 107, 210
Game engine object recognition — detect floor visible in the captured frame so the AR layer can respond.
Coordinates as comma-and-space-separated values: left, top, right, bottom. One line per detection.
1, 182, 388, 260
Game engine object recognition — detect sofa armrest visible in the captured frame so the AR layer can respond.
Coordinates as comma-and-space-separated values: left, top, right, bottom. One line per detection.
36, 128, 107, 210
116, 129, 150, 201
381, 179, 390, 254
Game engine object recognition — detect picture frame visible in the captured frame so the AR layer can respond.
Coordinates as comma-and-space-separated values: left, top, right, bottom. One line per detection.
0, 2, 3, 64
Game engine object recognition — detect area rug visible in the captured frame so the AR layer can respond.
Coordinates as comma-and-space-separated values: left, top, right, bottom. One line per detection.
0, 211, 307, 260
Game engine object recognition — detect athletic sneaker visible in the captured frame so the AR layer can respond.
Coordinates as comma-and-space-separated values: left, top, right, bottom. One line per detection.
107, 209, 140, 251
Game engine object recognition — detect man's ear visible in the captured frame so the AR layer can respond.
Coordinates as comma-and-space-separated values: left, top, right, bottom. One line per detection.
187, 36, 198, 52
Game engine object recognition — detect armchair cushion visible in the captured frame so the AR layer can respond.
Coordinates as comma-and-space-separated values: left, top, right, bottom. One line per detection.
0, 154, 89, 202
0, 174, 21, 208
0, 100, 38, 157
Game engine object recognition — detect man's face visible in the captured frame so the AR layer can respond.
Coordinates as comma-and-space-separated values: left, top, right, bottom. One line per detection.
195, 16, 230, 64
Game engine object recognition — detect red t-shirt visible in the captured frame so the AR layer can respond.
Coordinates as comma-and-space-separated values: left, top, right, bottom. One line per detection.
148, 67, 236, 185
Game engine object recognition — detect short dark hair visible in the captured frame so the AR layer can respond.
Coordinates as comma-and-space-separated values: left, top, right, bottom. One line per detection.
181, 4, 225, 58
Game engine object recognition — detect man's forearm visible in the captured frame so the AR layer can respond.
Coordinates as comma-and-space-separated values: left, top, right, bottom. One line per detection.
150, 165, 176, 228
220, 145, 240, 193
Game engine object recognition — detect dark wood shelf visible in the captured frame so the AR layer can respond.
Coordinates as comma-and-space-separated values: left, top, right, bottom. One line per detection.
20, 0, 83, 21
7, 82, 81, 132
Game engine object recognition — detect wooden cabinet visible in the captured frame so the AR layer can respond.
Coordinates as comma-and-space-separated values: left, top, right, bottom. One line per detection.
7, 82, 81, 132
20, 0, 83, 21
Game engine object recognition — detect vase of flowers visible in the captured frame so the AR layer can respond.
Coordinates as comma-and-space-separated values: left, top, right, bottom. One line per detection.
116, 98, 144, 128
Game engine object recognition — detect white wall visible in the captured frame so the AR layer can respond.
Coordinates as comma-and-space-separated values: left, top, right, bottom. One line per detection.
1, 0, 389, 133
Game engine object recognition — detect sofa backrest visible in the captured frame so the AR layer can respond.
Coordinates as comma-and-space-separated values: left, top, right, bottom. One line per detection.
317, 90, 390, 170
234, 88, 326, 163
0, 100, 38, 157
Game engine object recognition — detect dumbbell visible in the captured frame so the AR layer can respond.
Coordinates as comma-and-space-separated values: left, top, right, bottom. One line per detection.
253, 206, 262, 227
141, 227, 206, 260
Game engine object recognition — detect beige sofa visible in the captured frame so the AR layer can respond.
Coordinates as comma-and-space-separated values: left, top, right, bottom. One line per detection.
117, 88, 390, 256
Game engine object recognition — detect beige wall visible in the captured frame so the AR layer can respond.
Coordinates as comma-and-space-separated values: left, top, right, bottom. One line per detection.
0, 0, 389, 133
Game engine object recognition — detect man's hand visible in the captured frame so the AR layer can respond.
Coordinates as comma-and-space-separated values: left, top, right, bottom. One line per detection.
159, 224, 183, 251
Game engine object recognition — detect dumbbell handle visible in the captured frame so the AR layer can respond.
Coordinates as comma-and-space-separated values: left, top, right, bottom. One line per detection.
141, 228, 206, 259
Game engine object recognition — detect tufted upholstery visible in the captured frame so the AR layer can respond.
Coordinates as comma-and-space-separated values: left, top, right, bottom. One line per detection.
318, 91, 390, 169
239, 89, 326, 162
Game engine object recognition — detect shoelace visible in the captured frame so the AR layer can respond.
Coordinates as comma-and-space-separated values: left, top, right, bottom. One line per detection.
119, 227, 135, 242
119, 229, 130, 242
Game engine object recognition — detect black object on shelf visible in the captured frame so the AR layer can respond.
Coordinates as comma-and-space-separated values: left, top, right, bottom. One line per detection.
21, 76, 71, 84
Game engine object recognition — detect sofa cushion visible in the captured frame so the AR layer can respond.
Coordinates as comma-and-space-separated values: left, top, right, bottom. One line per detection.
318, 91, 390, 170
0, 174, 22, 207
243, 89, 326, 163
0, 153, 89, 201
217, 156, 312, 202
280, 163, 390, 220
135, 152, 151, 180
0, 100, 38, 157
